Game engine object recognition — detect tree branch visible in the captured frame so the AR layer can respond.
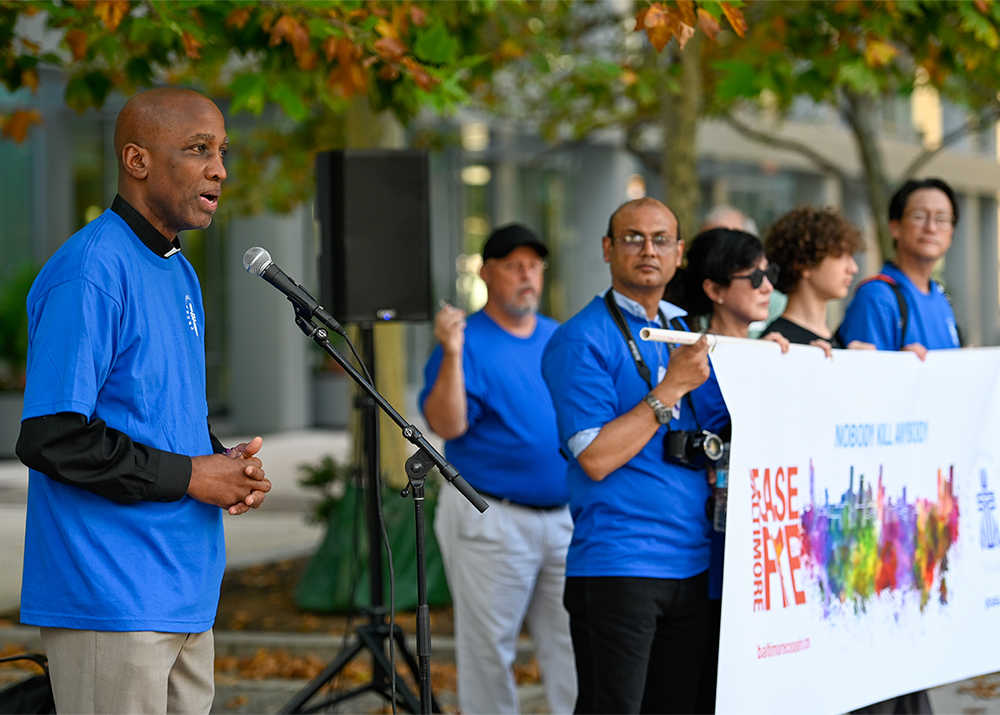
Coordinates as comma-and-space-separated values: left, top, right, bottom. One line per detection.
724, 112, 853, 187
899, 105, 1000, 182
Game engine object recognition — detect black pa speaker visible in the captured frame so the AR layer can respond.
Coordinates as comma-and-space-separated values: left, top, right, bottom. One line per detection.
315, 149, 432, 324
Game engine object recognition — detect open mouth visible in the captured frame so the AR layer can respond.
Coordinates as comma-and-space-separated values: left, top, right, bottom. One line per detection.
200, 192, 219, 211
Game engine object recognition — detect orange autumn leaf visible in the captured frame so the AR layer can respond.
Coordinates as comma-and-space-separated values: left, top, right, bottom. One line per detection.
93, 0, 130, 32
225, 7, 252, 30
643, 3, 693, 51
391, 5, 409, 37
375, 19, 397, 39
374, 36, 407, 62
182, 32, 202, 59
676, 0, 696, 28
721, 2, 748, 37
409, 5, 427, 27
269, 15, 313, 69
21, 68, 38, 92
2, 109, 42, 143
378, 64, 400, 81
697, 8, 721, 41
403, 58, 436, 91
65, 29, 88, 60
975, 0, 991, 13
621, 67, 638, 86
864, 37, 898, 67
321, 36, 338, 63
634, 6, 649, 32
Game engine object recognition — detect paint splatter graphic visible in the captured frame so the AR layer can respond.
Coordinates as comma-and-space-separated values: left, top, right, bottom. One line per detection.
800, 461, 959, 614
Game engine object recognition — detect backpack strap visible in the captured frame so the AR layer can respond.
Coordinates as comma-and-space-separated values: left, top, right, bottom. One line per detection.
836, 273, 908, 350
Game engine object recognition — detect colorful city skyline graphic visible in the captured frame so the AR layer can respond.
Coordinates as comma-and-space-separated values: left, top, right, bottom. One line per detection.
799, 461, 959, 615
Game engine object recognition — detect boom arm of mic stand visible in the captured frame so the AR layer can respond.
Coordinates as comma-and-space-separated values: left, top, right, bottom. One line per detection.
290, 304, 488, 513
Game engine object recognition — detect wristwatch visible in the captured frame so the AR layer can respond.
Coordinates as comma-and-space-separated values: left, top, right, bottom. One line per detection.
644, 392, 672, 425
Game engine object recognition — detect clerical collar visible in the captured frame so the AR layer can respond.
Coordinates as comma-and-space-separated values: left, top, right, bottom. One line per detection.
111, 195, 182, 258
603, 288, 687, 326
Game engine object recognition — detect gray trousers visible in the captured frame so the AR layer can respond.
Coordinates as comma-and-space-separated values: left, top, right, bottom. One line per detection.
435, 486, 577, 715
40, 627, 215, 714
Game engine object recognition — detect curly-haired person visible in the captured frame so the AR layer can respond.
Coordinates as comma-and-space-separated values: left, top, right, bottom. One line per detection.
762, 206, 873, 350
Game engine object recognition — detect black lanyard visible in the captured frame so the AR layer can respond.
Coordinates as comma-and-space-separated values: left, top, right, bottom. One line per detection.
603, 291, 702, 429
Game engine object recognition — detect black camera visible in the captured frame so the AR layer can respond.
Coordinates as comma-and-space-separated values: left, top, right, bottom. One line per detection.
664, 429, 724, 469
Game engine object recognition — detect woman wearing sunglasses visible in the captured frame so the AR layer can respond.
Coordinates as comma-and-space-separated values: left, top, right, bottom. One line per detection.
683, 227, 789, 346
762, 206, 874, 351
680, 227, 788, 714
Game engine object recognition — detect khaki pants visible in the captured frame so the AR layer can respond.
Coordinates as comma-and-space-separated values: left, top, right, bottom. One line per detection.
40, 628, 214, 715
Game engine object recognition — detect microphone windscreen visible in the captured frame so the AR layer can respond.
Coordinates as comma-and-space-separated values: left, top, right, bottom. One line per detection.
243, 247, 272, 277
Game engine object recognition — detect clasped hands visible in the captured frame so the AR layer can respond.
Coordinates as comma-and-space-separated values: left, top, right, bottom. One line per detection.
188, 435, 271, 515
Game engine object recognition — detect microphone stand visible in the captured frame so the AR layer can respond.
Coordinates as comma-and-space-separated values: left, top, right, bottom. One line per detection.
279, 302, 488, 715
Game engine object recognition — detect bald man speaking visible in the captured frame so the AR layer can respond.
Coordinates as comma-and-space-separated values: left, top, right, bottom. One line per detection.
16, 88, 270, 714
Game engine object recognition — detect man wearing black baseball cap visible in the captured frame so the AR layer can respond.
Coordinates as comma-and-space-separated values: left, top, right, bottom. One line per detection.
419, 224, 575, 714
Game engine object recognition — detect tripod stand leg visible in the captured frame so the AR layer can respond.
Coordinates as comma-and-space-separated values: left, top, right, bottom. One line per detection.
357, 625, 422, 713
278, 636, 366, 714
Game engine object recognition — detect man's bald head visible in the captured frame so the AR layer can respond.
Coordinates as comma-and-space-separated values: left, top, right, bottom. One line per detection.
606, 197, 678, 240
114, 87, 217, 167
114, 87, 228, 238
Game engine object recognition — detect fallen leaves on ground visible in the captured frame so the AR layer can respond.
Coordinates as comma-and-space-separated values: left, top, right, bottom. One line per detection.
959, 676, 1000, 699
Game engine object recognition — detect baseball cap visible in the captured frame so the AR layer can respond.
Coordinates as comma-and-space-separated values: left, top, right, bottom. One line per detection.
481, 224, 548, 261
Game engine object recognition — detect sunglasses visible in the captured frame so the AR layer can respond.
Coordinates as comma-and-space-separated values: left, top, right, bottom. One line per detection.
731, 264, 779, 289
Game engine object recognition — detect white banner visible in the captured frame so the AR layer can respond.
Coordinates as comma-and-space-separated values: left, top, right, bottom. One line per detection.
705, 342, 1000, 714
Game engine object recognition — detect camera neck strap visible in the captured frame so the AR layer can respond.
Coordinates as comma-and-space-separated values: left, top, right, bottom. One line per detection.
603, 290, 702, 430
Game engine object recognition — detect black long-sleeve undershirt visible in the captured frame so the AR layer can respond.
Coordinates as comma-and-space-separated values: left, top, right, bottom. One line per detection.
17, 412, 226, 505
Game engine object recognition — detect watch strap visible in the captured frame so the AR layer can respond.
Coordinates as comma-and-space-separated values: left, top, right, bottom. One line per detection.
644, 392, 671, 425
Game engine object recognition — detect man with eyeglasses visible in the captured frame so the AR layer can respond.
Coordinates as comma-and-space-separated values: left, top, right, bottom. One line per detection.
420, 224, 576, 714
838, 178, 962, 355
542, 197, 729, 713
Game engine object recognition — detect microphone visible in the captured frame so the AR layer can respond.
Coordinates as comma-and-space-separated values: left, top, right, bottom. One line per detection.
243, 247, 346, 337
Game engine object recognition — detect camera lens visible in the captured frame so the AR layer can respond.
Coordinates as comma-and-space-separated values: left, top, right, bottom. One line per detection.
702, 432, 724, 461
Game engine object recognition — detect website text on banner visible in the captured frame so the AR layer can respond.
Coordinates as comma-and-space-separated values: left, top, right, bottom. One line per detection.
643, 335, 1000, 715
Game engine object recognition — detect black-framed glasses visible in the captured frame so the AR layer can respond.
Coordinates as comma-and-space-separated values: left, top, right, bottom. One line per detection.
731, 264, 779, 289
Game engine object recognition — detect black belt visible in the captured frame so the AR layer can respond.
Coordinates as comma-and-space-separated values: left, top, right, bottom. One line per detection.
475, 490, 568, 511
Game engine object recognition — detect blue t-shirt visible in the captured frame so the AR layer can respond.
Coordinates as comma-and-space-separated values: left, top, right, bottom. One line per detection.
838, 262, 960, 350
542, 294, 729, 579
20, 209, 223, 632
420, 310, 568, 507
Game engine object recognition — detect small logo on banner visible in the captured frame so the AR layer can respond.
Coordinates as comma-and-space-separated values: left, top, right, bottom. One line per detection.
979, 469, 999, 549
750, 464, 807, 612
185, 295, 199, 336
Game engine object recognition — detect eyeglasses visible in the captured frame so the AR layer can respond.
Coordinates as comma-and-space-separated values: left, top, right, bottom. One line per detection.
731, 264, 779, 289
902, 210, 955, 229
497, 259, 547, 274
612, 233, 679, 254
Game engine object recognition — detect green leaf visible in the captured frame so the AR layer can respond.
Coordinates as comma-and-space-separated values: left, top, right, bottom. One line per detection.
65, 74, 94, 112
229, 73, 268, 115
413, 23, 459, 65
836, 60, 882, 95
270, 81, 309, 122
713, 59, 757, 102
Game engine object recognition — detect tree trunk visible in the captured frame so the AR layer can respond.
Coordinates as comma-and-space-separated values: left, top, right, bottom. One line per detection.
662, 33, 703, 241
843, 89, 892, 262
344, 96, 411, 490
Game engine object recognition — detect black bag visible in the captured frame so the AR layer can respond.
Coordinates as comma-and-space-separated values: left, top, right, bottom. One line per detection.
0, 653, 55, 714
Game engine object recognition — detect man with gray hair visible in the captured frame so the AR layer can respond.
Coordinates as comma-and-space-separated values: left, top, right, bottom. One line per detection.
421, 224, 576, 714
